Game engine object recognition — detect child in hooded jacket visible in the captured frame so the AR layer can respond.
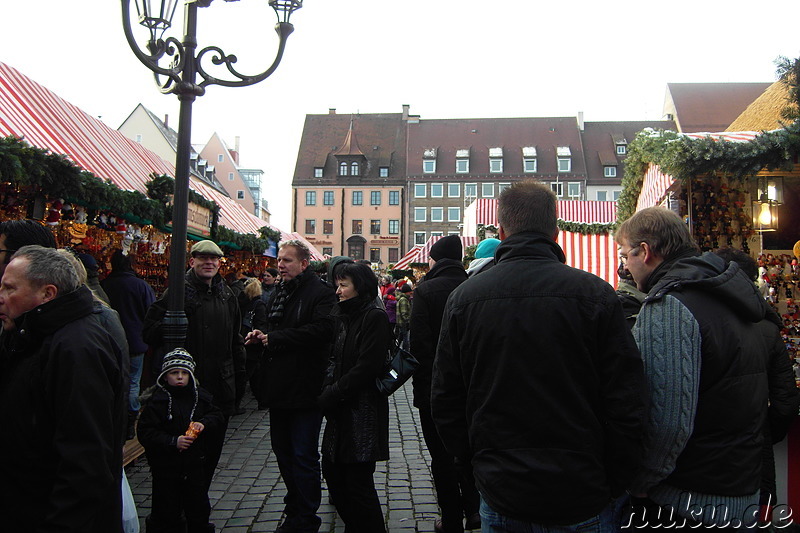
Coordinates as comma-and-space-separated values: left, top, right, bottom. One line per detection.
138, 349, 224, 533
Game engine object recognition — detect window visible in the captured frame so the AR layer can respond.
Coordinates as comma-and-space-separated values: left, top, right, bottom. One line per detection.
228, 172, 234, 181
323, 190, 334, 205
237, 190, 245, 199
431, 183, 443, 198
567, 182, 581, 198
456, 159, 469, 173
352, 190, 363, 206
339, 162, 348, 176
322, 247, 333, 256
464, 183, 477, 199
389, 191, 400, 205
431, 207, 444, 222
414, 232, 426, 245
348, 241, 364, 260
596, 190, 608, 201
305, 219, 316, 234
498, 182, 511, 194
523, 158, 537, 173
430, 231, 444, 237
323, 220, 334, 234
489, 159, 503, 173
370, 248, 381, 263
352, 220, 362, 234
482, 183, 494, 197
370, 220, 381, 235
314, 167, 323, 178
135, 134, 142, 143
604, 166, 617, 178
305, 191, 316, 206
414, 184, 426, 198
351, 162, 359, 176
613, 190, 621, 201
551, 182, 563, 197
370, 191, 381, 206
414, 207, 426, 222
389, 248, 399, 263
218, 154, 224, 163
616, 145, 627, 155
448, 207, 461, 222
379, 167, 389, 177
448, 183, 460, 197
557, 158, 571, 172
423, 160, 436, 173
389, 220, 400, 234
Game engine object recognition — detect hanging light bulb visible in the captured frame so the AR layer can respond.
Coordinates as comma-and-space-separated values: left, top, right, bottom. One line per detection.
758, 202, 773, 226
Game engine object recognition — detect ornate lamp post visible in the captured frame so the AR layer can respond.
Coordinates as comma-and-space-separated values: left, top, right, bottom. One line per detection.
122, 0, 301, 349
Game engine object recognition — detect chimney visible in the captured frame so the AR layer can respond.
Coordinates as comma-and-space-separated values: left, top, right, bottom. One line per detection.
329, 108, 336, 114
164, 114, 169, 129
577, 111, 584, 131
402, 104, 410, 120
235, 136, 240, 154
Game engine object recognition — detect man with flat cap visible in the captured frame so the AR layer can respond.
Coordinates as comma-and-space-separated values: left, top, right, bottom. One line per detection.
411, 234, 480, 533
144, 239, 245, 488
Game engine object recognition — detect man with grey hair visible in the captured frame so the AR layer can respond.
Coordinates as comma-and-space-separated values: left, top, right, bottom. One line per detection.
432, 181, 645, 531
247, 240, 336, 533
0, 245, 128, 532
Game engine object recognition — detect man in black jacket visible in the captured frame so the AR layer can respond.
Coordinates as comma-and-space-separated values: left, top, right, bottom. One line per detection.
432, 182, 645, 530
0, 245, 128, 533
411, 234, 479, 533
144, 239, 246, 490
247, 240, 336, 533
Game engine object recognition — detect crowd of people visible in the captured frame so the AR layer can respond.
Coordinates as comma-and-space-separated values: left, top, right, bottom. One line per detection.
0, 178, 798, 532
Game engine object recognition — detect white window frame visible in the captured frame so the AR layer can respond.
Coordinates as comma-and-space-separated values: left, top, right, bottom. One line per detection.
448, 183, 460, 198
414, 207, 426, 222
218, 154, 224, 163
481, 183, 495, 198
616, 145, 627, 155
388, 220, 400, 234
456, 159, 469, 173
550, 182, 563, 197
423, 160, 436, 173
604, 166, 617, 178
414, 183, 427, 198
305, 191, 316, 206
228, 172, 234, 181
430, 183, 444, 198
447, 207, 461, 222
464, 183, 477, 199
557, 157, 571, 172
430, 231, 444, 238
523, 158, 537, 173
567, 182, 581, 199
379, 167, 389, 177
596, 190, 608, 201
430, 207, 444, 223
489, 158, 503, 173
613, 190, 621, 201
414, 232, 427, 245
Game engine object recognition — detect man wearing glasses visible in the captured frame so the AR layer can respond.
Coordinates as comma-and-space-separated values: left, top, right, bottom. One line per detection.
144, 239, 246, 493
616, 206, 769, 529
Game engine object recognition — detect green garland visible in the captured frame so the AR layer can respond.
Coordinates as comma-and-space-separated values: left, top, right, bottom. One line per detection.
617, 123, 800, 223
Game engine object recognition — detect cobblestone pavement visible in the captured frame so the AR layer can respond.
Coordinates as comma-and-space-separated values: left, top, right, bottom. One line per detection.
126, 382, 444, 532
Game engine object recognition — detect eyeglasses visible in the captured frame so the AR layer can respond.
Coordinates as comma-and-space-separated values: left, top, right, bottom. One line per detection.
619, 243, 642, 265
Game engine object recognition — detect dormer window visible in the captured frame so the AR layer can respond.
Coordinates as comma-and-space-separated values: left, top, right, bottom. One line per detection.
489, 147, 503, 173
314, 167, 323, 178
423, 148, 437, 174
339, 162, 348, 176
604, 166, 617, 178
522, 146, 537, 173
456, 149, 470, 173
616, 145, 627, 155
351, 161, 359, 176
612, 134, 628, 155
557, 146, 571, 173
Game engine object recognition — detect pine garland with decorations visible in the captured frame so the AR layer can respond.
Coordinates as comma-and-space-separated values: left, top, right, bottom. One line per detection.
617, 122, 800, 223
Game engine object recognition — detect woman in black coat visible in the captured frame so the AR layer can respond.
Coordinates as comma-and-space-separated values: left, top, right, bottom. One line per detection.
236, 278, 268, 413
318, 262, 391, 533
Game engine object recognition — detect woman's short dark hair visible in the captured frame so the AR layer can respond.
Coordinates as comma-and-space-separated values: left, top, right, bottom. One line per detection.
265, 267, 279, 277
335, 262, 378, 301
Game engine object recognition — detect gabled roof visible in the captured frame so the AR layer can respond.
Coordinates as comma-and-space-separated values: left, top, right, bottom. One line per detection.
665, 82, 771, 133
726, 81, 790, 132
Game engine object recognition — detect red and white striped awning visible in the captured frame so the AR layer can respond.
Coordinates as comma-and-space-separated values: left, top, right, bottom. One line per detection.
636, 164, 676, 211
557, 232, 618, 287
684, 131, 761, 142
0, 61, 307, 249
473, 198, 617, 226
393, 237, 480, 270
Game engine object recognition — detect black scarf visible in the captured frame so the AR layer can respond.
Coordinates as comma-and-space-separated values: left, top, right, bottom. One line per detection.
268, 274, 302, 324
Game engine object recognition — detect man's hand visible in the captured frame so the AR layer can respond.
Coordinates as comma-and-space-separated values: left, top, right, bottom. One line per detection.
176, 435, 195, 451
245, 329, 268, 346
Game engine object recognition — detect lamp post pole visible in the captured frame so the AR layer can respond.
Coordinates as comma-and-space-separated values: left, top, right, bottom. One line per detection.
122, 0, 301, 349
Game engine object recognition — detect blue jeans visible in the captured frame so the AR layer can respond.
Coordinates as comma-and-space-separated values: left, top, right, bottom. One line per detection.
270, 407, 324, 532
129, 353, 144, 412
480, 496, 620, 533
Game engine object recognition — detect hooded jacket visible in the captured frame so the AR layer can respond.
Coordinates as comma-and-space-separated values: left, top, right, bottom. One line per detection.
0, 286, 128, 533
431, 232, 645, 524
631, 251, 770, 523
143, 269, 245, 416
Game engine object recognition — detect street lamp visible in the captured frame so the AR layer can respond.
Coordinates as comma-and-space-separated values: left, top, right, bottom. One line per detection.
122, 0, 301, 349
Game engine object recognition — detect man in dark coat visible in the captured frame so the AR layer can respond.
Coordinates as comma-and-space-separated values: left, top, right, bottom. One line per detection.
432, 182, 645, 530
0, 245, 128, 533
102, 249, 156, 438
143, 239, 245, 490
246, 240, 336, 533
411, 234, 480, 533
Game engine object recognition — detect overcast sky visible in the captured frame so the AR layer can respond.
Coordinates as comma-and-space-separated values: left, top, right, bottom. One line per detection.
3, 0, 799, 230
